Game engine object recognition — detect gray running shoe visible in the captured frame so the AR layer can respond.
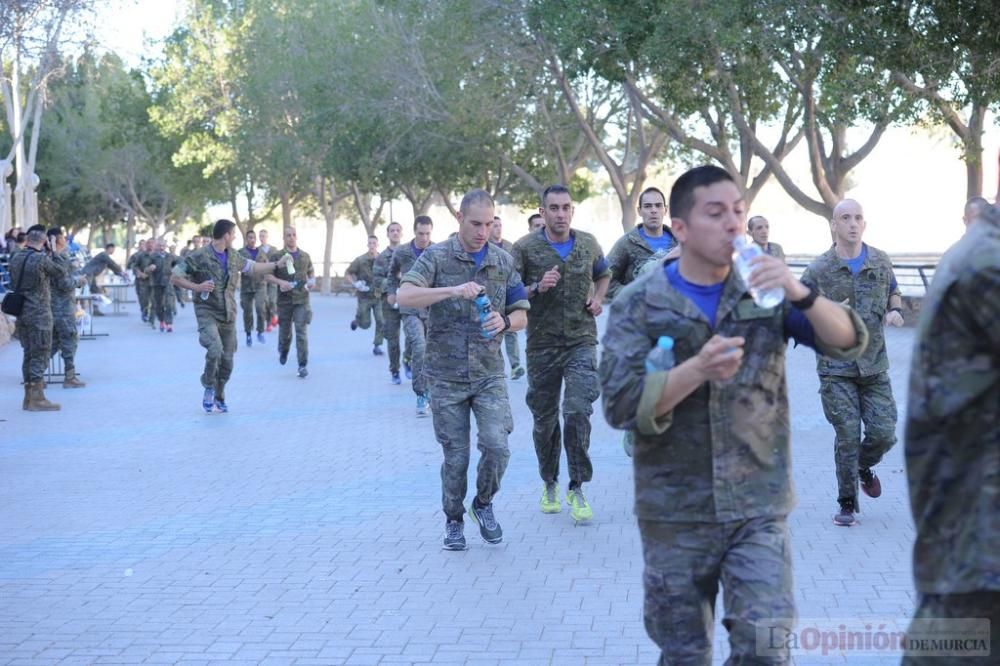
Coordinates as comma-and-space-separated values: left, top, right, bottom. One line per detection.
443, 520, 467, 551
468, 498, 503, 544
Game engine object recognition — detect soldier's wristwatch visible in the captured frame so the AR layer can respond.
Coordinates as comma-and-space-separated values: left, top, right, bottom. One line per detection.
501, 313, 511, 332
790, 284, 819, 311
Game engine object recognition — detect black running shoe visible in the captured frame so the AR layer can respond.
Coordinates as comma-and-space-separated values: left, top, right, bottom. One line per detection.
469, 498, 503, 544
443, 520, 467, 551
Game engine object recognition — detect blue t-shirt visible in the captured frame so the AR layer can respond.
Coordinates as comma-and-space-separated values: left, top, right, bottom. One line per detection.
412, 241, 425, 259
665, 262, 818, 350
245, 247, 259, 260
546, 233, 575, 260
842, 244, 898, 292
468, 244, 489, 270
639, 227, 674, 253
213, 248, 228, 273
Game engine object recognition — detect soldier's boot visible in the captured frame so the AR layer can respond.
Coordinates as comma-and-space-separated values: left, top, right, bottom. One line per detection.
62, 368, 86, 389
26, 381, 61, 412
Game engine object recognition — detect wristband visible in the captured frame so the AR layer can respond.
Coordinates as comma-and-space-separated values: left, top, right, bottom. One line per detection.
888, 306, 903, 314
501, 313, 511, 332
790, 284, 819, 311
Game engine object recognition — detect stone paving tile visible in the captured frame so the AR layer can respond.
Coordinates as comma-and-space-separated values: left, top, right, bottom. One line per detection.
0, 296, 918, 664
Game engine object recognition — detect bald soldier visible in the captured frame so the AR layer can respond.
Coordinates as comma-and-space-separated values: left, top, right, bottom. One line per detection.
802, 199, 904, 526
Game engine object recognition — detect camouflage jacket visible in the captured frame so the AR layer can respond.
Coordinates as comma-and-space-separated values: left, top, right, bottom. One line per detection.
401, 236, 530, 383
511, 228, 611, 351
905, 217, 1000, 594
372, 245, 398, 297
600, 266, 868, 522
389, 241, 429, 317
9, 247, 66, 327
238, 246, 270, 292
81, 251, 124, 278
762, 242, 785, 262
172, 245, 257, 323
129, 251, 151, 282
269, 248, 314, 306
49, 251, 81, 318
492, 238, 514, 253
607, 225, 677, 294
347, 252, 378, 299
801, 243, 899, 377
147, 251, 179, 287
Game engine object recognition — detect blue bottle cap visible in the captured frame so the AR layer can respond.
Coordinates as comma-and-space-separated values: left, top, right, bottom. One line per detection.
657, 336, 674, 350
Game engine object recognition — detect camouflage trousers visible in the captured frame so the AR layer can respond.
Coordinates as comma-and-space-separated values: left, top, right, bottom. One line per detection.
51, 314, 78, 371
402, 314, 427, 397
265, 283, 278, 324
639, 517, 795, 665
197, 315, 237, 400
278, 302, 311, 368
526, 344, 600, 487
240, 288, 268, 335
380, 297, 410, 375
135, 281, 150, 318
354, 295, 383, 345
502, 332, 521, 371
151, 285, 176, 325
903, 591, 999, 665
429, 376, 513, 522
18, 319, 52, 383
819, 372, 897, 504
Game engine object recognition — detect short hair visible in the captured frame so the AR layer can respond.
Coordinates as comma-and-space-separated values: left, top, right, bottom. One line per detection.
47, 226, 64, 237
459, 189, 495, 215
747, 215, 767, 232
27, 229, 46, 244
368, 235, 378, 241
105, 243, 116, 251
669, 165, 735, 222
27, 224, 46, 234
639, 187, 666, 206
386, 221, 402, 234
212, 219, 236, 239
15, 232, 26, 243
541, 184, 571, 206
528, 213, 543, 227
245, 229, 256, 237
414, 215, 433, 230
965, 196, 990, 219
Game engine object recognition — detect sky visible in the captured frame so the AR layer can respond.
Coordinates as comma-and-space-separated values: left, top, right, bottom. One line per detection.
89, 0, 182, 67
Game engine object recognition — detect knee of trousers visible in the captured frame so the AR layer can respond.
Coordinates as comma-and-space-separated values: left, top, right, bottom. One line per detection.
862, 426, 897, 447
642, 567, 713, 662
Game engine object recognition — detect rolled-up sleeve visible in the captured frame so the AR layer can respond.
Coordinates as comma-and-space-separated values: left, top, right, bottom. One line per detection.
814, 304, 869, 361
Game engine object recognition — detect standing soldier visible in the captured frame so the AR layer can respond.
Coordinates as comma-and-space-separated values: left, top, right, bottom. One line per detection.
748, 215, 785, 261
147, 239, 179, 333
801, 199, 904, 526
257, 229, 279, 332
346, 235, 384, 356
170, 219, 279, 412
397, 189, 529, 551
47, 227, 87, 388
127, 239, 151, 321
490, 216, 524, 380
512, 184, 611, 522
372, 221, 409, 384
268, 227, 315, 378
903, 203, 999, 663
600, 165, 868, 664
10, 228, 68, 411
607, 187, 678, 299
238, 229, 269, 347
389, 216, 434, 416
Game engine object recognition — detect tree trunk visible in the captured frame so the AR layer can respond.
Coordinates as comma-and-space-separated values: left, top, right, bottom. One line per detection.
125, 213, 136, 261
964, 103, 986, 200
279, 187, 293, 231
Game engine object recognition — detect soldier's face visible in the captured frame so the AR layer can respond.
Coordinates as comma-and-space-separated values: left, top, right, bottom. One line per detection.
490, 218, 503, 242
245, 232, 256, 249
258, 231, 268, 246
457, 204, 494, 252
367, 237, 379, 254
529, 216, 545, 232
414, 223, 433, 249
540, 192, 573, 238
672, 180, 745, 268
638, 192, 666, 231
387, 225, 402, 244
749, 217, 769, 246
831, 202, 865, 246
284, 228, 297, 250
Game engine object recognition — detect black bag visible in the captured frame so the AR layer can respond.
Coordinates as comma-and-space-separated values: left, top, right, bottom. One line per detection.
1, 254, 31, 316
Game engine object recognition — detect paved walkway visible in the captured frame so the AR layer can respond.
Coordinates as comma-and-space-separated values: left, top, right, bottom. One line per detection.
0, 296, 917, 665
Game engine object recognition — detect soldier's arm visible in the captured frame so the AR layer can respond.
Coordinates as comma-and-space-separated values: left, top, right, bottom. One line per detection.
248, 260, 277, 275
108, 258, 125, 277
170, 258, 211, 292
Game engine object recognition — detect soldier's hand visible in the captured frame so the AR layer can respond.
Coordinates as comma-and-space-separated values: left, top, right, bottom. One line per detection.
481, 310, 505, 336
279, 280, 293, 292
747, 254, 791, 291
452, 281, 482, 300
387, 294, 396, 306
585, 297, 602, 317
147, 264, 157, 272
538, 265, 561, 293
196, 279, 214, 293
884, 310, 904, 327
695, 335, 745, 383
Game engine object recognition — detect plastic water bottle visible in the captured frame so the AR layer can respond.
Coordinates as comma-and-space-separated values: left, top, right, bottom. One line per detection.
475, 290, 493, 338
732, 236, 784, 308
285, 255, 295, 275
199, 279, 214, 301
645, 336, 675, 374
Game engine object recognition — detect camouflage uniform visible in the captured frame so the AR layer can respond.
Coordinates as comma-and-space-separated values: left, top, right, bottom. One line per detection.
126, 250, 150, 318
172, 245, 258, 401
802, 244, 900, 508
49, 251, 81, 373
902, 214, 1000, 664
134, 251, 158, 323
270, 248, 314, 368
511, 228, 611, 488
373, 244, 409, 374
607, 225, 676, 299
347, 251, 383, 346
10, 248, 67, 382
763, 242, 785, 262
260, 244, 279, 324
148, 250, 179, 326
389, 241, 430, 397
492, 238, 522, 373
600, 265, 868, 664
238, 246, 269, 335
401, 236, 530, 522
80, 250, 125, 295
